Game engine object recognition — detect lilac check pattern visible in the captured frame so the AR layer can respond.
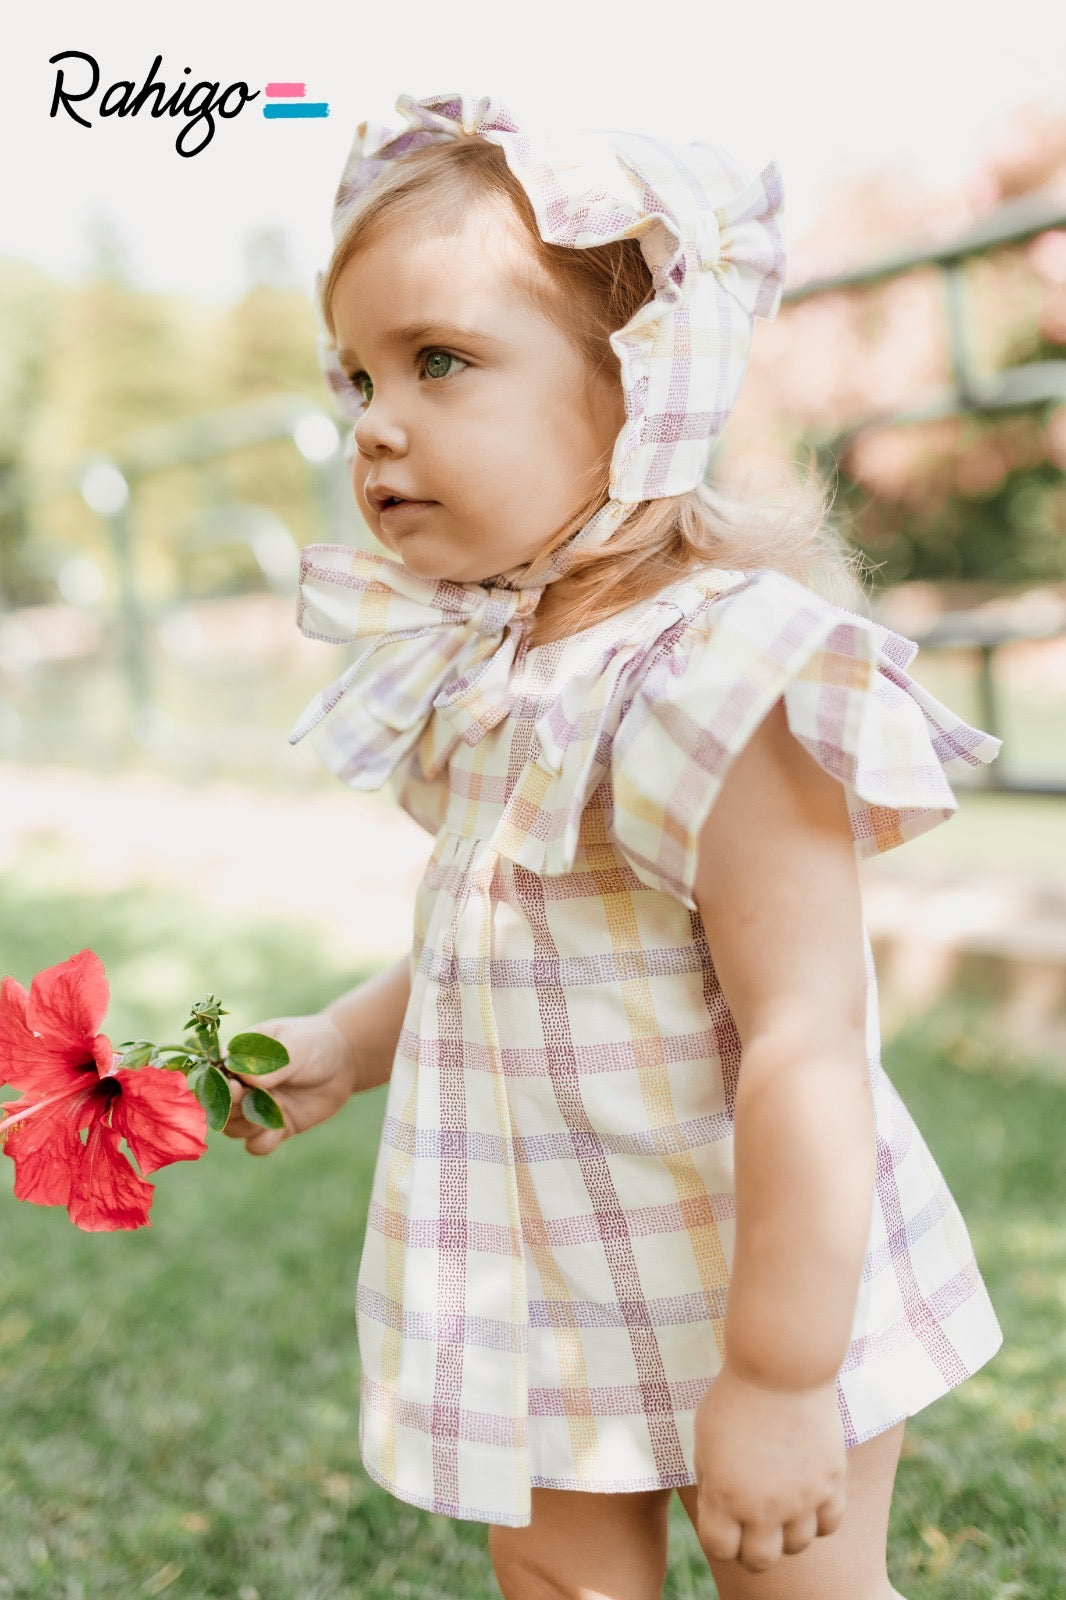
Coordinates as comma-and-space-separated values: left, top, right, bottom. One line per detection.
294, 560, 1004, 1525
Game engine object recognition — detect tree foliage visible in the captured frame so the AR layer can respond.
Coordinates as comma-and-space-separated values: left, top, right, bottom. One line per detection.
2, 231, 322, 606
723, 103, 1066, 589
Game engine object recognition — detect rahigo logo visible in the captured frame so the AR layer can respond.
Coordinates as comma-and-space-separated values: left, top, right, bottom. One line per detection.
48, 52, 330, 158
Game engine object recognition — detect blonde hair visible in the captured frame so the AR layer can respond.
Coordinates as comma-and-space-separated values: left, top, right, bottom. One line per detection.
321, 138, 869, 647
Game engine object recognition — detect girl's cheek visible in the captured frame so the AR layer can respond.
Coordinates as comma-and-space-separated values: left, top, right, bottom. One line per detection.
350, 463, 381, 534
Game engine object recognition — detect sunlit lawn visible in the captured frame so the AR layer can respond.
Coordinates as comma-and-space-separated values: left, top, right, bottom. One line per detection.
1, 854, 1063, 1599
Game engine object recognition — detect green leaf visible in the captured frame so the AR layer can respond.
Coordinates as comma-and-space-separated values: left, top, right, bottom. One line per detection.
225, 1033, 290, 1075
194, 1065, 232, 1132
240, 1087, 285, 1131
160, 1053, 195, 1074
115, 1041, 154, 1069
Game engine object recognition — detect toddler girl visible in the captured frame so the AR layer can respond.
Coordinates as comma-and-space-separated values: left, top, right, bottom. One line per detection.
224, 92, 1003, 1600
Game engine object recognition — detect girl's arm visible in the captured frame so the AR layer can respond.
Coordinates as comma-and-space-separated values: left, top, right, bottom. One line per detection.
324, 951, 413, 1094
690, 694, 874, 1570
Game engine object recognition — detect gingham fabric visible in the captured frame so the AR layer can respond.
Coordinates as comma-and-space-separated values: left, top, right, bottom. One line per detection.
318, 90, 785, 516
289, 544, 543, 786
293, 558, 1004, 1526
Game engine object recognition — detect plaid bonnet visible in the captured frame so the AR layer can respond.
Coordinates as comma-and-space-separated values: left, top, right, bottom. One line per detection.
318, 90, 786, 532
291, 92, 786, 782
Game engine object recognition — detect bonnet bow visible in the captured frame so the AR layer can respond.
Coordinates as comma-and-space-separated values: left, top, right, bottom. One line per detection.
291, 90, 786, 788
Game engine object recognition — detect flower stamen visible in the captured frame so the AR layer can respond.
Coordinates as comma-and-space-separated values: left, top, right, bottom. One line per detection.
0, 1086, 80, 1137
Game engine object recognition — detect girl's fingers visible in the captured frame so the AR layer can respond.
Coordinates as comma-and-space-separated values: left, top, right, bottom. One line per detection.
222, 1113, 247, 1140
222, 1113, 258, 1142
737, 1523, 784, 1575
696, 1507, 742, 1564
222, 1075, 292, 1147
221, 1080, 250, 1138
221, 1110, 286, 1153
245, 1127, 286, 1157
223, 1089, 283, 1147
781, 1510, 819, 1555
816, 1494, 845, 1538
701, 1508, 823, 1574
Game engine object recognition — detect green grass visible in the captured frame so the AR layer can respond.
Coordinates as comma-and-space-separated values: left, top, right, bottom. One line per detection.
1, 862, 1063, 1599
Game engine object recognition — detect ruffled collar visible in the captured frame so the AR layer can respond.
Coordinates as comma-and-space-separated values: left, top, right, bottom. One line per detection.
289, 500, 632, 788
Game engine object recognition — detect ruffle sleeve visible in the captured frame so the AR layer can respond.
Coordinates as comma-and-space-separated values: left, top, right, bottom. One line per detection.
604, 568, 1002, 909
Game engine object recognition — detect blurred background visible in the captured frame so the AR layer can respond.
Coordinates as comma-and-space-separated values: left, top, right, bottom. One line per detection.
1, 4, 1064, 1598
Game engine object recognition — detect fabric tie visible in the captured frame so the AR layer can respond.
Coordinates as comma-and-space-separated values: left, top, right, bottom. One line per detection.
289, 502, 632, 787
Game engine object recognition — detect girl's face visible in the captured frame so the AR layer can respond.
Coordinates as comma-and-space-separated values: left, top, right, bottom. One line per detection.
329, 207, 625, 585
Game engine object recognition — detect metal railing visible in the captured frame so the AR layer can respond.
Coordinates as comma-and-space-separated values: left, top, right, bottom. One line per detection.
0, 395, 352, 765
782, 189, 1066, 429
780, 189, 1066, 796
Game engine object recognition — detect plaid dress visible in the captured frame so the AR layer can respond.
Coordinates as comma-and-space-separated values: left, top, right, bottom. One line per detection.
344, 562, 1003, 1527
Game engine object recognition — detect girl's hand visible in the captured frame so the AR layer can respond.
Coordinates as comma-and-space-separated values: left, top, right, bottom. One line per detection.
222, 1013, 360, 1155
691, 1365, 846, 1575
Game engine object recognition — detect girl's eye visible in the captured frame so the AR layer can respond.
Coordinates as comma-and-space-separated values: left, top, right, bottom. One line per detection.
351, 372, 373, 405
423, 350, 465, 381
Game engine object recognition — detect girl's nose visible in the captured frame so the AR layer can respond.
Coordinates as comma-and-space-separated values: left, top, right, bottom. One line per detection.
353, 399, 408, 459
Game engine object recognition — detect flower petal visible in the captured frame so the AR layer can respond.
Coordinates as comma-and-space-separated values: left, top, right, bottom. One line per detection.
0, 976, 90, 1095
67, 1118, 155, 1231
2, 1086, 97, 1208
110, 1067, 208, 1175
24, 951, 113, 1073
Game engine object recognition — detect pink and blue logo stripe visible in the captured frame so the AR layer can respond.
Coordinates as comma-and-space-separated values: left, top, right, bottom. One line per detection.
263, 82, 329, 119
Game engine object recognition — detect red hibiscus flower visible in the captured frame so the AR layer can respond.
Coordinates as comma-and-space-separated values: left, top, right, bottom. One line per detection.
0, 950, 207, 1231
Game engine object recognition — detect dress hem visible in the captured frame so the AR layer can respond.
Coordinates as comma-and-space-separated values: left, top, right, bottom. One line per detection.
356, 1325, 1003, 1526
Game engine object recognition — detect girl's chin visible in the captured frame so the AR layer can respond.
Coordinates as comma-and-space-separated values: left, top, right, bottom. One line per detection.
371, 525, 538, 586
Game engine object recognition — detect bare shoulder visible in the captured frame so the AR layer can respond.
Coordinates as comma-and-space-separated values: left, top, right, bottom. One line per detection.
693, 696, 867, 1050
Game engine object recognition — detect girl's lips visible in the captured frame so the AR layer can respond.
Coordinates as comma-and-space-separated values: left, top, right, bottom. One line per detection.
377, 498, 437, 528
